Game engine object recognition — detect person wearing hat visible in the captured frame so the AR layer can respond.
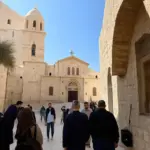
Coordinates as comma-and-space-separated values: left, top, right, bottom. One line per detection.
89, 100, 119, 150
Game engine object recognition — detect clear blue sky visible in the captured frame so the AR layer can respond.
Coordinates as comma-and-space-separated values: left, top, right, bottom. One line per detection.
4, 0, 105, 71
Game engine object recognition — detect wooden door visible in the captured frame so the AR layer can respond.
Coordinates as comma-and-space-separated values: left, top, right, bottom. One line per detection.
68, 91, 78, 102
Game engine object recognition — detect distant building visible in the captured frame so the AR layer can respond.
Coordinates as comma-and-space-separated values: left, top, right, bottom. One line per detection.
0, 2, 100, 108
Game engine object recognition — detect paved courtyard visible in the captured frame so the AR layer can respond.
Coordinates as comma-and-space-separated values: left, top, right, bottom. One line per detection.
10, 103, 124, 150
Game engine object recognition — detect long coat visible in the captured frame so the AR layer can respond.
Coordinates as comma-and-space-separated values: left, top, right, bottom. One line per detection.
3, 105, 18, 145
63, 111, 90, 150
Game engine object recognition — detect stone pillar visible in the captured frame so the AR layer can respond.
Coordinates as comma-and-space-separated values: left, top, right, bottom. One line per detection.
0, 65, 7, 112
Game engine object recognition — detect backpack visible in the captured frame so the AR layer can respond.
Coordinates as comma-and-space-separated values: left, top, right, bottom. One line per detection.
15, 125, 42, 150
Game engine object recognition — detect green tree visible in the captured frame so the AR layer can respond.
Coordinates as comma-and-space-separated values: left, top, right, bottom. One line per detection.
0, 41, 15, 111
0, 41, 15, 69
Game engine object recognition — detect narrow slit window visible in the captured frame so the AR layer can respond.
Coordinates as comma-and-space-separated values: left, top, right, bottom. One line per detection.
49, 86, 53, 96
31, 44, 36, 56
33, 20, 36, 28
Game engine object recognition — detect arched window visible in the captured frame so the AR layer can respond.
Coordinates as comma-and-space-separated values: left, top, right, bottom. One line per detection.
49, 73, 52, 76
72, 67, 75, 75
49, 86, 53, 96
93, 87, 97, 96
26, 20, 28, 28
7, 19, 11, 24
40, 23, 42, 30
67, 67, 70, 75
31, 44, 36, 56
33, 20, 36, 28
76, 68, 79, 75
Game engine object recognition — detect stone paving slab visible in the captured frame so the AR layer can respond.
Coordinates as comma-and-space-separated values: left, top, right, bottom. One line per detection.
10, 103, 124, 150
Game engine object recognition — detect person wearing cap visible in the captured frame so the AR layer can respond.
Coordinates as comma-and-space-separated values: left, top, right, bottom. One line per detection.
1, 101, 23, 150
89, 100, 119, 150
63, 100, 90, 150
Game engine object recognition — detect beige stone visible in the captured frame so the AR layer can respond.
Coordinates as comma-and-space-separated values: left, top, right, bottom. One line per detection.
100, 0, 150, 149
0, 2, 100, 110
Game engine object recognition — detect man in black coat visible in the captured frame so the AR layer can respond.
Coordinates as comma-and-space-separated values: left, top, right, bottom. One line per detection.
1, 101, 23, 150
45, 102, 56, 140
89, 100, 119, 150
63, 100, 90, 150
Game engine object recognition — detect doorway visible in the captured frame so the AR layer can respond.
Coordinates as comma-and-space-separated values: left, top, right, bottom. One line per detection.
68, 91, 78, 102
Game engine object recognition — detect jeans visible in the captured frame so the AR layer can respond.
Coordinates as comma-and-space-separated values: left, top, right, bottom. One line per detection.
47, 122, 54, 139
93, 139, 115, 150
41, 115, 45, 122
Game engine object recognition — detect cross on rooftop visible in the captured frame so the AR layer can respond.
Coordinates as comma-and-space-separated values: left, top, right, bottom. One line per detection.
70, 49, 74, 56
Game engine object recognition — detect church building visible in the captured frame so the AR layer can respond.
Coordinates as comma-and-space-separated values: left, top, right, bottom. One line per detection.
0, 2, 100, 108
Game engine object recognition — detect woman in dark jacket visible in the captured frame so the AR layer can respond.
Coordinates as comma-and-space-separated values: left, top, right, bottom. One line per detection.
1, 101, 23, 150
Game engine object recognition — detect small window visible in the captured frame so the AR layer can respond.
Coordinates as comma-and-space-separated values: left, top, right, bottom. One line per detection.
26, 20, 28, 28
93, 87, 97, 96
95, 75, 98, 78
76, 68, 79, 75
72, 67, 75, 75
31, 44, 36, 56
20, 76, 22, 79
40, 23, 42, 30
49, 73, 52, 76
7, 19, 11, 25
67, 67, 70, 75
49, 86, 53, 96
33, 20, 36, 28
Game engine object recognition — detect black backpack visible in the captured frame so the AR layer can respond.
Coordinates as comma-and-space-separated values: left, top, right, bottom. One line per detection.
15, 125, 42, 150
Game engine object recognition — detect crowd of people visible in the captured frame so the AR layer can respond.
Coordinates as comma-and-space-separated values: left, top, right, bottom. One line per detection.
63, 100, 119, 150
0, 100, 119, 150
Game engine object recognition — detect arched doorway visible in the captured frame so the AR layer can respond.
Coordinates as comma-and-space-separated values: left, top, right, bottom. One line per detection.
107, 67, 113, 113
111, 0, 143, 76
68, 81, 78, 102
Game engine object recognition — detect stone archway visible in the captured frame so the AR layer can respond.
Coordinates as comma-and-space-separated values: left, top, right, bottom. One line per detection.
107, 67, 113, 113
112, 0, 143, 76
67, 81, 78, 102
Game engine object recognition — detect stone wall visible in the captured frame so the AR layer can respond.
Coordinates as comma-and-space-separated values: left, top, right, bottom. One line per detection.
0, 66, 7, 111
100, 0, 150, 150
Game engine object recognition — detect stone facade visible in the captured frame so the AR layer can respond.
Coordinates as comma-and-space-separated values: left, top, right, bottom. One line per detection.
0, 2, 100, 110
100, 0, 150, 149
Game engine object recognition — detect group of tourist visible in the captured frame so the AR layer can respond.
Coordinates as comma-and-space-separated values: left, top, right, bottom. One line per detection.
0, 101, 43, 150
63, 100, 119, 150
0, 99, 119, 150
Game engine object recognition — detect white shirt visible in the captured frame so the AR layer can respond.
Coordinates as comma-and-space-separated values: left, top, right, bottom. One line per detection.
81, 108, 92, 118
47, 109, 54, 123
